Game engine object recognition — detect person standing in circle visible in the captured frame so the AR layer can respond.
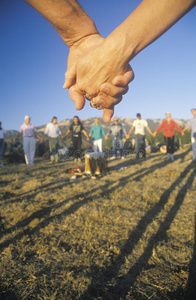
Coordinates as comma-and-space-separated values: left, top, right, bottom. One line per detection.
182, 108, 196, 161
41, 116, 64, 163
154, 112, 184, 161
13, 116, 42, 165
64, 116, 89, 162
105, 116, 127, 159
126, 113, 153, 159
89, 118, 106, 152
0, 122, 5, 167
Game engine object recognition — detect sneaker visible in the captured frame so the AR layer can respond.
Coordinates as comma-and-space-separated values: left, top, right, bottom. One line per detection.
121, 156, 125, 160
170, 155, 175, 161
110, 156, 116, 160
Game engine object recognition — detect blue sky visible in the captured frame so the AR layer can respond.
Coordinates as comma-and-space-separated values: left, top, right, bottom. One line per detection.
0, 0, 196, 130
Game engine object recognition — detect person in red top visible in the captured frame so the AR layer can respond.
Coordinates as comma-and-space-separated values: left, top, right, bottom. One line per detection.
154, 112, 184, 161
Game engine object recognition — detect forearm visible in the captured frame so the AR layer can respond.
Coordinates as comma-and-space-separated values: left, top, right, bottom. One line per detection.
42, 133, 46, 140
147, 126, 153, 135
35, 132, 41, 139
15, 132, 21, 139
105, 0, 196, 64
83, 130, 89, 138
183, 126, 189, 132
25, 0, 99, 47
128, 127, 134, 136
65, 129, 70, 137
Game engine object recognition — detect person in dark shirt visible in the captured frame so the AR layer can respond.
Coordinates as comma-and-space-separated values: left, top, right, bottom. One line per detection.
64, 116, 89, 161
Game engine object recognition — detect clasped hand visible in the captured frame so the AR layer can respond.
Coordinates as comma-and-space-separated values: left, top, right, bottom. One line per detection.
63, 34, 134, 123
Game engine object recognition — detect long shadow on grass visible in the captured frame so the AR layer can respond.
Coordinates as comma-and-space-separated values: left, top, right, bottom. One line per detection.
185, 211, 196, 298
0, 156, 175, 242
2, 148, 190, 205
1, 178, 71, 204
0, 151, 191, 253
79, 161, 196, 300
108, 147, 191, 171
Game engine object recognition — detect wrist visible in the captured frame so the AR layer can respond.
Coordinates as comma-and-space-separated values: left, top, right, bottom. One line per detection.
61, 19, 99, 48
69, 33, 103, 56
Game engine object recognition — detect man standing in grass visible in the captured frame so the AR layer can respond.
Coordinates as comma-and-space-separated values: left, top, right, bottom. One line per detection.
41, 116, 64, 163
105, 116, 127, 160
183, 109, 196, 161
126, 113, 153, 159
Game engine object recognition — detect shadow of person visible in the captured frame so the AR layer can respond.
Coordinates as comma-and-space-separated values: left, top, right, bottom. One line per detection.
79, 161, 196, 300
185, 211, 196, 299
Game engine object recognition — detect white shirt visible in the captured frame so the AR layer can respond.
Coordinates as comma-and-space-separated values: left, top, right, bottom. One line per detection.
44, 123, 62, 138
132, 119, 148, 135
0, 128, 5, 139
186, 117, 196, 138
19, 123, 36, 137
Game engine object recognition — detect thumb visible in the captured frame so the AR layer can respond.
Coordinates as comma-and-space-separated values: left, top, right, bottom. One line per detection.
102, 107, 114, 123
69, 85, 86, 110
63, 64, 77, 89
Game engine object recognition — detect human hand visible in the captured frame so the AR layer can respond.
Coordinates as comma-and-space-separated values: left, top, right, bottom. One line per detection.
90, 66, 134, 122
63, 34, 134, 122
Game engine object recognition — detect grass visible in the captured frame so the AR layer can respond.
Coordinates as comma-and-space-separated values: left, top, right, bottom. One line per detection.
0, 145, 196, 299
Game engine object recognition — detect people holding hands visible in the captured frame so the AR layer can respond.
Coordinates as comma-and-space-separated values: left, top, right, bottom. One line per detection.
25, 0, 196, 122
153, 112, 184, 161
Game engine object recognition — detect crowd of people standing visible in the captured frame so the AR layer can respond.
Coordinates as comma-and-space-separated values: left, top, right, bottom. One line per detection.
1, 1, 195, 167
0, 109, 196, 167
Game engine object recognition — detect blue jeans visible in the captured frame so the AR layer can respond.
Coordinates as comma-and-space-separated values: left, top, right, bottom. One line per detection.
0, 139, 5, 162
135, 134, 146, 158
113, 139, 123, 157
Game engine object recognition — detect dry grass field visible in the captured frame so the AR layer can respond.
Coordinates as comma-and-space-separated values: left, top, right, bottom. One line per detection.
0, 145, 196, 300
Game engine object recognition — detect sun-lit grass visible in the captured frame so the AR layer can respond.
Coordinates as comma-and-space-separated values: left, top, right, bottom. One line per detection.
0, 145, 196, 299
